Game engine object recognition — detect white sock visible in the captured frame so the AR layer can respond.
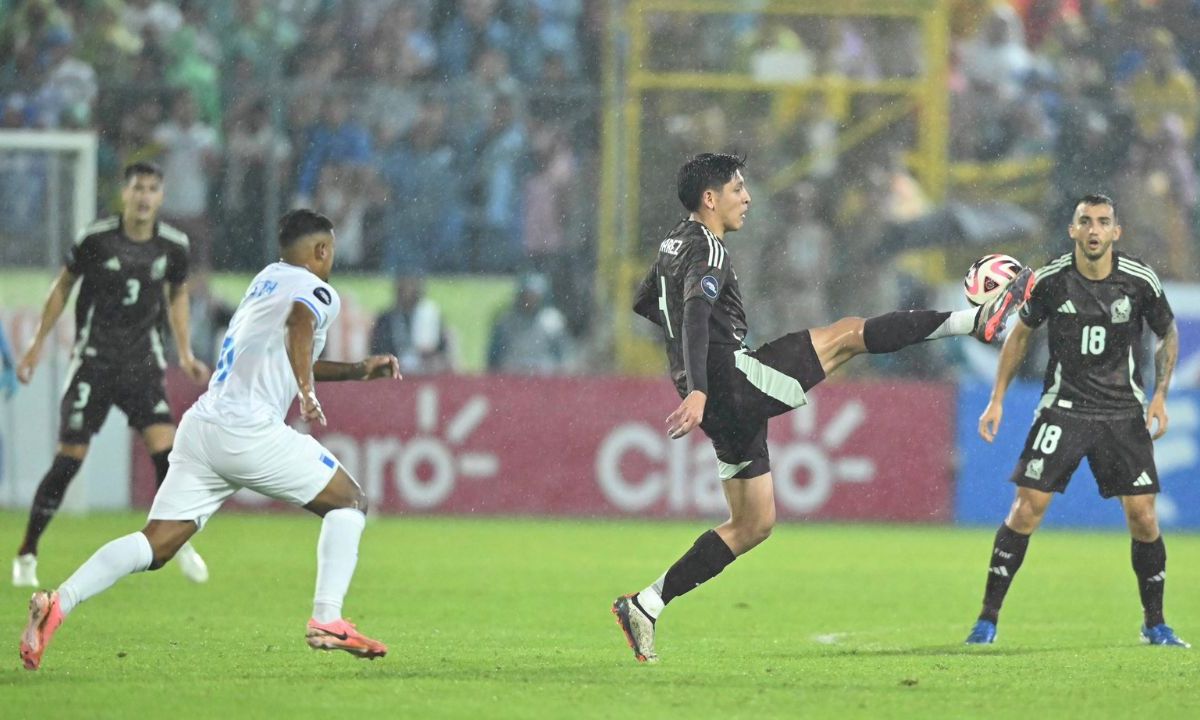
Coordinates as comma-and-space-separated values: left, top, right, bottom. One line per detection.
58, 532, 154, 616
312, 508, 366, 623
635, 573, 667, 620
926, 308, 977, 340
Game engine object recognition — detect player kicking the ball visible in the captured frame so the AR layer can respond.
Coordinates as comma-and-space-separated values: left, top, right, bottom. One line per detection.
20, 210, 397, 670
612, 153, 1035, 663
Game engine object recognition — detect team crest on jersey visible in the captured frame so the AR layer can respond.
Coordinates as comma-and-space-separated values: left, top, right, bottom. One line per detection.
150, 255, 167, 281
1024, 458, 1044, 480
313, 287, 332, 305
1110, 296, 1131, 324
659, 238, 683, 255
104, 257, 121, 271
701, 275, 720, 299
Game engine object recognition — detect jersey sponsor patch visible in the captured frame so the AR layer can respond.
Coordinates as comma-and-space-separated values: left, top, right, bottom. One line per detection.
701, 275, 720, 299
313, 287, 332, 305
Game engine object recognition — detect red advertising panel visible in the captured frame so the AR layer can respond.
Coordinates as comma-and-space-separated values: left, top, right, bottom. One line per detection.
134, 374, 954, 522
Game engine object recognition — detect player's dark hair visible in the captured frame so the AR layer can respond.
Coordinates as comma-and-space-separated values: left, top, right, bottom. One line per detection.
123, 161, 163, 182
278, 209, 333, 248
1076, 193, 1117, 221
677, 153, 747, 212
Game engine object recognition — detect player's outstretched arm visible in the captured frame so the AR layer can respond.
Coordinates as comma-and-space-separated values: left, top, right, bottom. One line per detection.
165, 281, 211, 384
286, 301, 326, 425
16, 268, 77, 384
1147, 321, 1178, 440
313, 356, 401, 382
979, 319, 1034, 443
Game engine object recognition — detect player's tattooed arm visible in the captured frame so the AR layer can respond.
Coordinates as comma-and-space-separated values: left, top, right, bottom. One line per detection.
314, 356, 401, 382
286, 301, 325, 425
979, 318, 1034, 443
1147, 321, 1178, 440
16, 268, 77, 383
166, 281, 211, 384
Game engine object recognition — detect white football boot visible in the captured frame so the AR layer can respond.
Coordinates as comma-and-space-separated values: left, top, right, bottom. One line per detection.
175, 542, 209, 583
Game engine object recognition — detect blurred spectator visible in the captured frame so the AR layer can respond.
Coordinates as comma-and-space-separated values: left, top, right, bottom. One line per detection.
314, 163, 370, 268
377, 96, 466, 273
759, 183, 832, 339
368, 272, 455, 375
222, 100, 292, 269
153, 90, 220, 268
0, 0, 69, 81
487, 273, 572, 374
294, 98, 373, 205
438, 0, 512, 79
0, 320, 16, 400
0, 95, 48, 259
1126, 29, 1199, 144
466, 91, 527, 272
184, 273, 234, 367
35, 27, 97, 128
77, 0, 144, 83
522, 122, 576, 300
163, 0, 222, 124
1119, 114, 1199, 279
121, 0, 183, 47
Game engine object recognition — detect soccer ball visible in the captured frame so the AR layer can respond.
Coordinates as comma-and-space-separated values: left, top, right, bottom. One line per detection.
963, 254, 1022, 307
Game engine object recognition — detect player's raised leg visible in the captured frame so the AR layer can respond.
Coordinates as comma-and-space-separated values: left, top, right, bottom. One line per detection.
1122, 494, 1189, 647
13, 444, 88, 587
614, 472, 770, 663
301, 466, 386, 659
965, 486, 1049, 644
19, 518, 196, 670
143, 423, 208, 583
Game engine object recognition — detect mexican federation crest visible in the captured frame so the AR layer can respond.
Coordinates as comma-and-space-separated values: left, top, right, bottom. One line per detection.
1110, 295, 1131, 324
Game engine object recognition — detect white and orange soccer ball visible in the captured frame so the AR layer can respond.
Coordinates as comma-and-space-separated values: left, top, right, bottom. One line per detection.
963, 253, 1023, 307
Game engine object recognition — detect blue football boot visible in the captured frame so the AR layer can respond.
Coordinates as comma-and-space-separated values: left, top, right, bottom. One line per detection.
1141, 623, 1191, 648
965, 619, 997, 645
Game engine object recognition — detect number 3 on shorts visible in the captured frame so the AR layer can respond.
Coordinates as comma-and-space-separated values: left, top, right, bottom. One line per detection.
1032, 422, 1062, 454
73, 381, 91, 410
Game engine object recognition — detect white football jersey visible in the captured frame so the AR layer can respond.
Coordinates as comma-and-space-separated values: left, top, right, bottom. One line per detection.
189, 262, 341, 427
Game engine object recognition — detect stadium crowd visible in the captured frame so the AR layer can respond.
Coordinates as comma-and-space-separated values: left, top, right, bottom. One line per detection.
1, 0, 1199, 375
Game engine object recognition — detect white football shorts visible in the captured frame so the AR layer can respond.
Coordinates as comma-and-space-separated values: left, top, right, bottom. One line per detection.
148, 412, 340, 529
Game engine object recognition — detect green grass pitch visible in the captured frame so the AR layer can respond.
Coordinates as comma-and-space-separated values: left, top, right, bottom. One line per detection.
3, 511, 1199, 719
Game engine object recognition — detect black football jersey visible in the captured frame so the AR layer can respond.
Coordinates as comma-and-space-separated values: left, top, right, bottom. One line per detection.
633, 219, 748, 396
1019, 250, 1173, 417
65, 216, 190, 367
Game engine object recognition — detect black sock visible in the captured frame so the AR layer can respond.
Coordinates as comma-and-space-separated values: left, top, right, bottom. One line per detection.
151, 449, 171, 489
660, 530, 737, 605
1132, 536, 1167, 627
863, 310, 952, 353
19, 454, 84, 556
979, 523, 1031, 624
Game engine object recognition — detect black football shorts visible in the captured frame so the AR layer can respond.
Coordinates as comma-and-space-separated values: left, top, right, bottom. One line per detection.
701, 330, 827, 481
58, 358, 174, 444
1010, 406, 1158, 498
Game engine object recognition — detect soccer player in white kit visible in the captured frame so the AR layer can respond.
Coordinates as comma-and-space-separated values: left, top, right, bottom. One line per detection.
20, 209, 399, 670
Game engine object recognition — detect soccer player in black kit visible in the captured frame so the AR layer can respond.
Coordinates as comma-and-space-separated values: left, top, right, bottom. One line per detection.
964, 194, 1187, 647
611, 153, 1036, 662
13, 162, 211, 588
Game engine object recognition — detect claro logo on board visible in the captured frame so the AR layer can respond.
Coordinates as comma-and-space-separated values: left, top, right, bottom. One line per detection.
595, 397, 876, 515
234, 385, 496, 509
